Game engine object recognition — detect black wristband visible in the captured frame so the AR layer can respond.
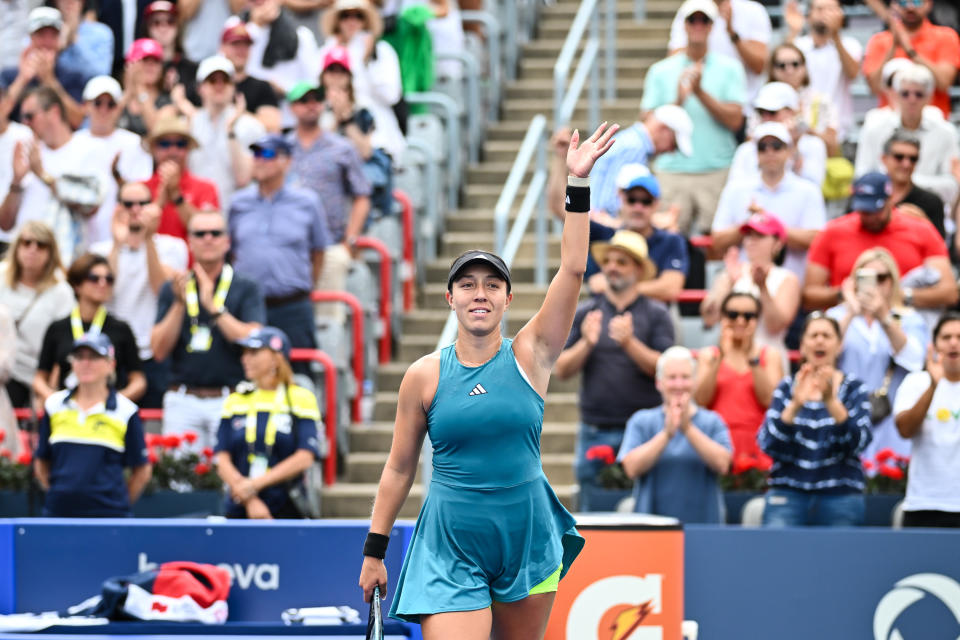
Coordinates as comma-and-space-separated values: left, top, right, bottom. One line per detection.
363, 532, 389, 559
565, 185, 590, 213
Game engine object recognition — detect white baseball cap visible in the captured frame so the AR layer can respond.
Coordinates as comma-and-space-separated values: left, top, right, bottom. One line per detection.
196, 55, 235, 84
753, 82, 799, 112
83, 76, 123, 102
753, 121, 793, 146
653, 104, 694, 156
678, 0, 718, 23
28, 7, 63, 33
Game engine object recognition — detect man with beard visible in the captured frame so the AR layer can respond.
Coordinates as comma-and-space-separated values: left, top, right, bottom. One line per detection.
555, 231, 675, 511
862, 0, 959, 118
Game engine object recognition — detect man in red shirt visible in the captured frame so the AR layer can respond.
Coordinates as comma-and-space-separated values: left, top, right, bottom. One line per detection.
862, 0, 960, 118
143, 114, 219, 241
803, 171, 956, 311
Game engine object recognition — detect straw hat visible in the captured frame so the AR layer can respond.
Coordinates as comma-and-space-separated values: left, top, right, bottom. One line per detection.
591, 231, 657, 281
143, 113, 199, 151
321, 0, 383, 39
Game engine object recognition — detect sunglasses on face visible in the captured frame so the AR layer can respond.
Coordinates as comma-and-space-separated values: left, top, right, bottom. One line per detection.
252, 147, 279, 159
339, 10, 365, 19
685, 13, 712, 24
190, 229, 225, 238
121, 198, 152, 208
757, 140, 787, 152
775, 60, 803, 70
20, 238, 49, 249
86, 273, 115, 285
891, 152, 919, 164
93, 97, 117, 109
899, 90, 927, 100
295, 93, 322, 105
20, 111, 38, 122
874, 272, 893, 283
149, 16, 176, 27
156, 138, 189, 149
626, 195, 655, 206
723, 310, 759, 321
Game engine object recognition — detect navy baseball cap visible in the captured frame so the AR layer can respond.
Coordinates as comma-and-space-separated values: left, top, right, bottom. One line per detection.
447, 251, 511, 294
237, 326, 291, 359
851, 172, 892, 213
72, 333, 115, 358
249, 134, 294, 156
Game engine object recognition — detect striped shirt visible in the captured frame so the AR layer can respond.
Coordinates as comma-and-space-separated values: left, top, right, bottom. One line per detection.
758, 376, 872, 493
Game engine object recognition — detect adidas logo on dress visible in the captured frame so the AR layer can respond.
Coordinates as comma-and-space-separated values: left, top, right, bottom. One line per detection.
468, 384, 487, 396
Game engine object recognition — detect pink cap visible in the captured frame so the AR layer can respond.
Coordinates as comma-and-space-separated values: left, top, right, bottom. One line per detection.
127, 38, 164, 62
739, 211, 786, 241
322, 46, 352, 72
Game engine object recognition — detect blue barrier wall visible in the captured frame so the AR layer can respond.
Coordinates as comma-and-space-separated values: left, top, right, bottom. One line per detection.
8, 519, 407, 624
0, 522, 13, 613
685, 525, 960, 639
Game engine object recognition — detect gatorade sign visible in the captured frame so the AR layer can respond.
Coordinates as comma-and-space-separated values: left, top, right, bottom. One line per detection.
545, 517, 684, 640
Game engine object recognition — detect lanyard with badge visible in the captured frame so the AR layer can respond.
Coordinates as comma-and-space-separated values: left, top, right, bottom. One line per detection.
245, 384, 293, 479
185, 265, 233, 353
70, 305, 106, 339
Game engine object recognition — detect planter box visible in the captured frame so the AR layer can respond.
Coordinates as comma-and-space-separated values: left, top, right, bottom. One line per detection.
578, 485, 632, 512
133, 490, 223, 518
0, 490, 41, 517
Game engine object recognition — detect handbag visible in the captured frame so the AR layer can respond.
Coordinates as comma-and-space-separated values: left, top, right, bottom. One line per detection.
365, 586, 384, 640
868, 360, 895, 424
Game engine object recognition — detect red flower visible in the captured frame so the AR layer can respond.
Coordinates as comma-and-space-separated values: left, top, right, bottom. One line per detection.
876, 448, 896, 463
145, 434, 163, 447
863, 459, 876, 471
732, 454, 757, 475
183, 431, 198, 444
148, 450, 158, 465
585, 445, 616, 466
16, 451, 32, 466
0, 430, 5, 443
202, 447, 215, 459
163, 435, 182, 449
194, 462, 211, 475
878, 464, 904, 481
0, 448, 11, 459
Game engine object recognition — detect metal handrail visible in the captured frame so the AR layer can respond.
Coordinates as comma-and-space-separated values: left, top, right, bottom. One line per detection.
406, 91, 463, 209
461, 10, 502, 123
554, 0, 614, 129
435, 51, 483, 164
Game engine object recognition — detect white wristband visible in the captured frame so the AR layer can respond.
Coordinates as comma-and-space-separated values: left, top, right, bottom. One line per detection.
567, 175, 590, 187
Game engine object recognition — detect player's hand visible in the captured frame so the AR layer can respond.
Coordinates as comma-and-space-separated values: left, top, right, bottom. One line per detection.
566, 122, 619, 178
359, 556, 388, 602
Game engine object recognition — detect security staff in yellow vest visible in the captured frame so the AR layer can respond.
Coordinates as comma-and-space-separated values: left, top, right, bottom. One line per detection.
215, 327, 321, 519
34, 334, 152, 517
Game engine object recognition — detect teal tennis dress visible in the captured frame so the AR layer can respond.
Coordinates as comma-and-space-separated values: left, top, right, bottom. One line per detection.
389, 338, 584, 623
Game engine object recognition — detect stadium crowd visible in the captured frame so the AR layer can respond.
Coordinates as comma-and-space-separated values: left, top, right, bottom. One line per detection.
0, 0, 958, 529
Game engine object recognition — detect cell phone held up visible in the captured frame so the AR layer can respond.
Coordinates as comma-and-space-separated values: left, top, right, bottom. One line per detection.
855, 268, 878, 295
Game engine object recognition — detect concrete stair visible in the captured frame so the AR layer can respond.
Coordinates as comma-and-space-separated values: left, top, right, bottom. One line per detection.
319, 0, 683, 517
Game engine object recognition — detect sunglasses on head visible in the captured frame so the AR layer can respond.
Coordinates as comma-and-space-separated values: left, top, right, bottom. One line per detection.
891, 152, 919, 164
156, 138, 189, 149
86, 273, 115, 285
775, 60, 803, 70
757, 139, 787, 152
20, 111, 37, 122
897, 0, 924, 7
626, 195, 655, 206
121, 198, 152, 208
190, 229, 225, 238
252, 147, 279, 159
93, 97, 117, 109
685, 13, 712, 24
899, 90, 926, 100
724, 310, 759, 321
20, 238, 49, 249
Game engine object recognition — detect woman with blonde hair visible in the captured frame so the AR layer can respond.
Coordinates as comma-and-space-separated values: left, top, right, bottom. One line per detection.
828, 246, 927, 461
0, 222, 74, 412
215, 327, 321, 519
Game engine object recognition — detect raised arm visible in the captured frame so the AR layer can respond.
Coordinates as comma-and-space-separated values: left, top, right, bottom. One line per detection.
515, 123, 618, 386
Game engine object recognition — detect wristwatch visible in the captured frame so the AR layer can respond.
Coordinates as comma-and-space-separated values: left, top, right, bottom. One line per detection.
171, 193, 185, 206
729, 31, 741, 44
748, 357, 761, 367
903, 287, 915, 307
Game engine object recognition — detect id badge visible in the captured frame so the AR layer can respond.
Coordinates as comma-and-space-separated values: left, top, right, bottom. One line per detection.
249, 455, 269, 479
188, 326, 213, 352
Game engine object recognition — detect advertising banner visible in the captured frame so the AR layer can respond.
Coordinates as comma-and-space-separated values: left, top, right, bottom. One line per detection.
545, 515, 684, 640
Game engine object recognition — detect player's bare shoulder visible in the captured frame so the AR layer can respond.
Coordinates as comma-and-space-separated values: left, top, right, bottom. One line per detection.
401, 350, 443, 412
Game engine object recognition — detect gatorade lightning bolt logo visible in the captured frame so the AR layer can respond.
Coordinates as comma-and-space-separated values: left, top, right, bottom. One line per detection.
605, 600, 655, 640
566, 575, 663, 640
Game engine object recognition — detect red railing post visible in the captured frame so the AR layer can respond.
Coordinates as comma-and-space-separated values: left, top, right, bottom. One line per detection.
354, 236, 393, 364
392, 189, 415, 312
291, 348, 338, 485
310, 290, 365, 423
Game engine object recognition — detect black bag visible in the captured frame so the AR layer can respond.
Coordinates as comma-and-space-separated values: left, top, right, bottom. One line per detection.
366, 586, 384, 640
868, 360, 895, 424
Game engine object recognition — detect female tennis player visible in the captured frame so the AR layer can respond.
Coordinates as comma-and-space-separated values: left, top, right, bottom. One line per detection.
358, 122, 618, 639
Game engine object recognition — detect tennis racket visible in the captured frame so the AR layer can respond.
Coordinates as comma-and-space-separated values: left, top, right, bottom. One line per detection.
366, 585, 384, 640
